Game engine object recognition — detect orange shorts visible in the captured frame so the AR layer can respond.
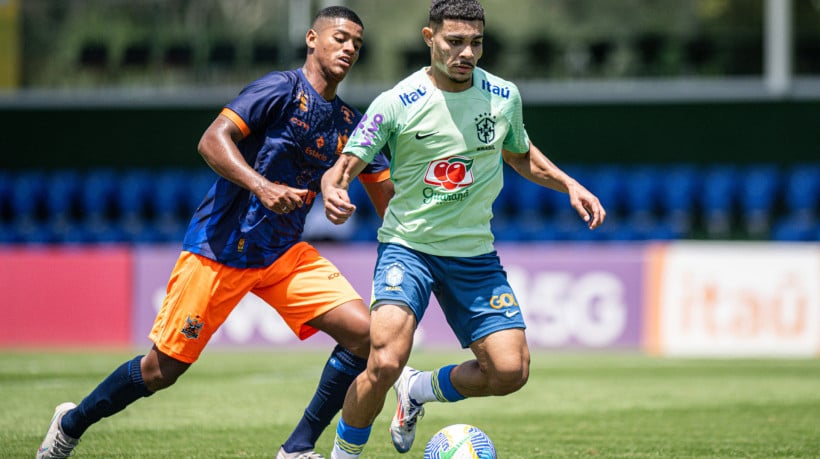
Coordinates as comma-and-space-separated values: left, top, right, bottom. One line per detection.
148, 242, 361, 363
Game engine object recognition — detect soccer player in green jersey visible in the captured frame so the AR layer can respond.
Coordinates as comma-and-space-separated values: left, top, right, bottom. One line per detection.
321, 1, 605, 456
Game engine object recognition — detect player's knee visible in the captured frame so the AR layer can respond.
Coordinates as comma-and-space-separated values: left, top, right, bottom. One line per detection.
369, 349, 404, 389
488, 363, 529, 396
141, 354, 189, 392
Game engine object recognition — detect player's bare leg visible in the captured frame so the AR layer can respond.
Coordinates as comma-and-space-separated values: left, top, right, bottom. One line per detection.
453, 328, 530, 397
332, 304, 416, 458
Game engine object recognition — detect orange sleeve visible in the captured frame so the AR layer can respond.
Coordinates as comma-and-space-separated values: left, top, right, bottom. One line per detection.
359, 169, 391, 183
220, 107, 251, 138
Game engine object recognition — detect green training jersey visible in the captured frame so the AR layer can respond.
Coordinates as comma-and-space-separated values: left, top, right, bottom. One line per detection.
345, 67, 530, 256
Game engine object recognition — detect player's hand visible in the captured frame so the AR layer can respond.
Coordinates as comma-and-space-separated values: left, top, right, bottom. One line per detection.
323, 188, 356, 225
256, 182, 308, 215
567, 181, 606, 230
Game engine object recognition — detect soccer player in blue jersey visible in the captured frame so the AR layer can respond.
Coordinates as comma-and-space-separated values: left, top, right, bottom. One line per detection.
321, 1, 605, 457
37, 6, 392, 459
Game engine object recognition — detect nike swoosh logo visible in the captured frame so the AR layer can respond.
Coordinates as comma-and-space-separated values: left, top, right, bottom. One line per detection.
415, 131, 438, 140
505, 310, 520, 318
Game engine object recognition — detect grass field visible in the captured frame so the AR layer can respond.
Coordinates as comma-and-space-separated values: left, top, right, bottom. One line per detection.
2, 349, 819, 458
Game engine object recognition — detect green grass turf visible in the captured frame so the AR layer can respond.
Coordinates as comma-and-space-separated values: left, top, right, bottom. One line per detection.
1, 349, 819, 458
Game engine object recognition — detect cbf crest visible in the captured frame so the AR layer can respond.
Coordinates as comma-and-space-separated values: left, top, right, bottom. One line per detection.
180, 314, 204, 339
474, 112, 496, 144
384, 263, 405, 291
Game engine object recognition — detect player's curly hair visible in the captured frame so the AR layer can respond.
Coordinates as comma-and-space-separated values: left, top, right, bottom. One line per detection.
315, 5, 363, 29
429, 0, 485, 27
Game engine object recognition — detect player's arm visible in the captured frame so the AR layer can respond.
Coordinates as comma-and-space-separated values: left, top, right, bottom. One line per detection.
321, 153, 370, 224
197, 113, 306, 213
502, 142, 606, 229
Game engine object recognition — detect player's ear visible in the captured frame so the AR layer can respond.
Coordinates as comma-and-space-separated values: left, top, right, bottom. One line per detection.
422, 27, 434, 47
305, 28, 318, 51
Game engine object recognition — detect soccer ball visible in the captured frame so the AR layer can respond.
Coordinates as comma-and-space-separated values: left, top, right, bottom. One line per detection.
423, 424, 497, 459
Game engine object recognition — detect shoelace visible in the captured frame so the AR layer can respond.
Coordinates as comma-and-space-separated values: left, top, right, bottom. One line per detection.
51, 433, 78, 458
400, 403, 425, 429
294, 453, 324, 459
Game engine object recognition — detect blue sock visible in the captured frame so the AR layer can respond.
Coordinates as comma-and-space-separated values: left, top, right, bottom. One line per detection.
61, 355, 153, 438
281, 345, 366, 452
334, 417, 371, 456
434, 364, 465, 402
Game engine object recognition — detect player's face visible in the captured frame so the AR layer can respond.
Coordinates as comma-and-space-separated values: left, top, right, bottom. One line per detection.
307, 18, 364, 83
423, 19, 484, 92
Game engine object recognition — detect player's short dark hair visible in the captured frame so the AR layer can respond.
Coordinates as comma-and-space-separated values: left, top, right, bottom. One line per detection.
314, 5, 364, 29
429, 0, 485, 27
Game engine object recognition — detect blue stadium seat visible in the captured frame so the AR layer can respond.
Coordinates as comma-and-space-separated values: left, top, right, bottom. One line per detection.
586, 165, 622, 218
658, 164, 698, 225
117, 169, 154, 220
511, 174, 552, 219
493, 167, 521, 218
700, 165, 739, 238
153, 169, 190, 221
739, 164, 780, 238
80, 168, 118, 221
771, 215, 817, 241
45, 170, 81, 223
783, 163, 820, 217
10, 170, 47, 223
623, 165, 658, 217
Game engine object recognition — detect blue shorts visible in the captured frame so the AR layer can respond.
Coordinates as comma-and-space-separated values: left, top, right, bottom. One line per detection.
372, 243, 526, 348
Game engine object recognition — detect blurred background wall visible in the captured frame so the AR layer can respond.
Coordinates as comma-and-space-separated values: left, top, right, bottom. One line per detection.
0, 0, 818, 354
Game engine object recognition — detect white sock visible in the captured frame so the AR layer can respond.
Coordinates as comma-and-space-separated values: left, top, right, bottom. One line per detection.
408, 369, 437, 404
331, 443, 360, 459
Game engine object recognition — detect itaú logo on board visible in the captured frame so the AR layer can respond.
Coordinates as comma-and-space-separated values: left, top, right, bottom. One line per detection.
423, 156, 474, 190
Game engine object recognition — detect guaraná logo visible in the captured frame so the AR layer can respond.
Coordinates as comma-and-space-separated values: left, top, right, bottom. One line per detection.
423, 156, 474, 190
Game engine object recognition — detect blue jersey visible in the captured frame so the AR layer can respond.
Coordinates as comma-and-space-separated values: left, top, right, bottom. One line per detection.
182, 68, 390, 268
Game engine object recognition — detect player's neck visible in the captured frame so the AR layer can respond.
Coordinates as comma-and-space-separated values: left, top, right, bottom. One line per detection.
426, 67, 473, 93
301, 64, 339, 101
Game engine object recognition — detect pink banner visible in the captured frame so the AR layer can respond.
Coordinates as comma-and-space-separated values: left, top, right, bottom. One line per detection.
0, 246, 132, 346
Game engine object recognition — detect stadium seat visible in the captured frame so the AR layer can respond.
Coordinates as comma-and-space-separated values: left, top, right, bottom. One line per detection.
658, 164, 699, 234
152, 169, 184, 220
512, 174, 552, 219
783, 163, 820, 217
623, 165, 658, 217
586, 165, 622, 218
771, 215, 816, 241
45, 170, 81, 223
739, 164, 780, 238
700, 165, 739, 238
9, 170, 46, 223
80, 168, 118, 222
117, 169, 154, 221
